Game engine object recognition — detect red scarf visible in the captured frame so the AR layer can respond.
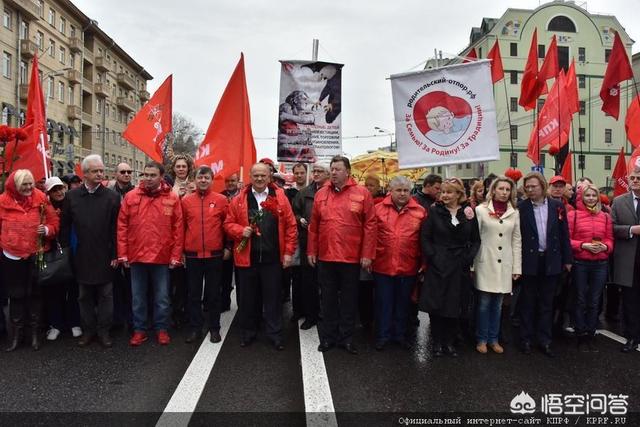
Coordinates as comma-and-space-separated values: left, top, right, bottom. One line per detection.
5, 171, 33, 209
492, 199, 508, 218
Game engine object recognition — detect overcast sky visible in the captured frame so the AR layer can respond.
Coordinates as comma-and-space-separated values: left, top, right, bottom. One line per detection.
73, 0, 639, 160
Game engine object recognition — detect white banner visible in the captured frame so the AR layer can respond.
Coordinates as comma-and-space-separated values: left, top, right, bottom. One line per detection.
277, 60, 343, 164
391, 60, 499, 168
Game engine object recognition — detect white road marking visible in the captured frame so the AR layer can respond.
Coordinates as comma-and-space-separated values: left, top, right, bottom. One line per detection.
156, 290, 238, 427
597, 329, 640, 351
298, 321, 338, 427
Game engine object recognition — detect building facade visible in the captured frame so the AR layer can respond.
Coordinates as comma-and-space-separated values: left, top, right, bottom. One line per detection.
423, 0, 635, 189
0, 0, 152, 179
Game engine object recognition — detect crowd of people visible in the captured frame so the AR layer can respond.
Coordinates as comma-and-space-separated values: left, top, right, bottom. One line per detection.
0, 152, 638, 359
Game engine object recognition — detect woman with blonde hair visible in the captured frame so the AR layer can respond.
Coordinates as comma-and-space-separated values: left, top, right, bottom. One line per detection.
473, 176, 522, 354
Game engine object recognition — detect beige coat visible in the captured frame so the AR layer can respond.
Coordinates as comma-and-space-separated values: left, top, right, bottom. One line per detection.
473, 201, 522, 293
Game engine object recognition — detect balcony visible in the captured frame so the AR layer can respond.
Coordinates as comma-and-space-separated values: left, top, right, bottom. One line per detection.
4, 0, 39, 21
94, 82, 109, 98
20, 40, 38, 59
82, 78, 93, 93
116, 73, 135, 90
84, 47, 93, 63
116, 97, 136, 113
82, 111, 92, 123
66, 69, 81, 85
67, 105, 81, 120
68, 37, 82, 54
139, 90, 150, 102
19, 84, 29, 100
95, 56, 109, 72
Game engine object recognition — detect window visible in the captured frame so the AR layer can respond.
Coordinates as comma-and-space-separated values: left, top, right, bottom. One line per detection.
558, 46, 569, 72
70, 25, 76, 37
510, 43, 517, 57
605, 49, 611, 63
579, 127, 585, 143
19, 21, 28, 40
538, 44, 545, 59
49, 39, 55, 57
3, 9, 12, 30
579, 101, 586, 115
58, 46, 65, 64
59, 17, 66, 35
578, 47, 586, 62
604, 156, 612, 170
548, 15, 576, 32
36, 0, 44, 18
105, 152, 109, 164
35, 31, 44, 50
47, 77, 54, 98
68, 86, 74, 105
19, 60, 27, 84
510, 125, 518, 140
510, 97, 518, 112
70, 53, 75, 68
540, 154, 546, 168
537, 98, 545, 111
2, 52, 11, 79
117, 155, 122, 164
578, 75, 585, 89
57, 81, 64, 102
605, 129, 612, 144
111, 154, 115, 165
478, 48, 482, 59
96, 99, 102, 114
48, 8, 55, 26
578, 155, 586, 169
510, 70, 518, 84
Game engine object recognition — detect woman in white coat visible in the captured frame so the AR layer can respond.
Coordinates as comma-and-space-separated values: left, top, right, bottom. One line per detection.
473, 176, 522, 354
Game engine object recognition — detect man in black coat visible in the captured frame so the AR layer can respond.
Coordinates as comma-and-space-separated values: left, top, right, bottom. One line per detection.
413, 174, 442, 210
518, 172, 573, 357
60, 154, 121, 348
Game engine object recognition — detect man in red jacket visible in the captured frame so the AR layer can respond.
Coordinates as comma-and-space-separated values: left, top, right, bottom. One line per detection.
117, 161, 184, 346
224, 163, 297, 350
181, 166, 228, 344
308, 155, 376, 354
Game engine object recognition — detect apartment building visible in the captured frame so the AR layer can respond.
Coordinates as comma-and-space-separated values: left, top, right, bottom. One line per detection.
0, 0, 152, 178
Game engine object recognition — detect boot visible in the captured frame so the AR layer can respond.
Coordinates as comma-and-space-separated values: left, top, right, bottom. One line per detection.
5, 321, 23, 352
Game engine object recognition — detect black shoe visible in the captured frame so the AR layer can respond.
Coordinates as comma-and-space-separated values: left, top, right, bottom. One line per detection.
375, 341, 386, 351
398, 340, 413, 350
621, 339, 638, 353
300, 319, 317, 330
290, 313, 303, 323
274, 341, 284, 351
432, 343, 443, 357
317, 341, 334, 352
540, 344, 555, 358
4, 325, 23, 352
340, 343, 358, 355
444, 344, 458, 357
240, 336, 254, 347
521, 342, 532, 355
577, 335, 589, 352
77, 334, 94, 348
185, 331, 202, 344
209, 331, 221, 343
98, 334, 113, 348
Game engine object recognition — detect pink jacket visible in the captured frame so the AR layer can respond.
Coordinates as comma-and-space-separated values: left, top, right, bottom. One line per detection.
567, 188, 614, 261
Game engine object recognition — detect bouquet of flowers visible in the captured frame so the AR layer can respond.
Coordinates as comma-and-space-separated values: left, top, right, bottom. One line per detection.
236, 195, 279, 252
0, 125, 28, 192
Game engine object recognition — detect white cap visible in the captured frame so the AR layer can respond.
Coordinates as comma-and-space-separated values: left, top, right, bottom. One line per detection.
45, 176, 65, 192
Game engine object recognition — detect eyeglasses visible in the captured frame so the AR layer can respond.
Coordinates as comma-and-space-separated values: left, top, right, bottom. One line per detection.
119, 170, 133, 175
628, 176, 640, 181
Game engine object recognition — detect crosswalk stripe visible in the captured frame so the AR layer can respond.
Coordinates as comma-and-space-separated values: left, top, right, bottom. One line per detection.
597, 328, 640, 351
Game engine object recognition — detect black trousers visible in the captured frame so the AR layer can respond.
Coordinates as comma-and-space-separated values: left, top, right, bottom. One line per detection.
170, 266, 188, 324
186, 257, 223, 333
429, 314, 457, 345
288, 266, 302, 315
221, 258, 234, 311
236, 262, 283, 342
78, 282, 113, 337
358, 279, 374, 328
317, 261, 360, 345
519, 256, 559, 347
623, 282, 640, 341
112, 266, 132, 328
1, 255, 41, 330
300, 264, 320, 322
44, 279, 80, 331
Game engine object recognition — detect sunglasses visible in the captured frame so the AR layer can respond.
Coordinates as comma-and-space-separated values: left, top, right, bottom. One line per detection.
119, 170, 133, 175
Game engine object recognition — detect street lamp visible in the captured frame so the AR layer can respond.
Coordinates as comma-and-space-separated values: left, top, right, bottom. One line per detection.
374, 126, 396, 152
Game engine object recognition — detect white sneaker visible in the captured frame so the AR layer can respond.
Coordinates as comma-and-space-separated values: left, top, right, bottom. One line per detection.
71, 326, 83, 338
46, 328, 61, 341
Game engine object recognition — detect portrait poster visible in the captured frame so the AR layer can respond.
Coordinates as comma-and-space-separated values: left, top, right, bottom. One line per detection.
390, 60, 499, 168
277, 60, 343, 163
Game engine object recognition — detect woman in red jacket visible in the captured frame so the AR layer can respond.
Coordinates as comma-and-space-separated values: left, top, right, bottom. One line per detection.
568, 184, 614, 351
0, 170, 59, 351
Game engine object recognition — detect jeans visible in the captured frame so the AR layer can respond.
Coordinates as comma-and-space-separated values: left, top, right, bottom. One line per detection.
130, 263, 170, 332
572, 260, 608, 335
373, 273, 414, 343
475, 291, 504, 344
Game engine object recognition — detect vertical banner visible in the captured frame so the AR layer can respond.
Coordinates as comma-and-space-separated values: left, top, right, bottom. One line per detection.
277, 60, 343, 163
391, 60, 499, 168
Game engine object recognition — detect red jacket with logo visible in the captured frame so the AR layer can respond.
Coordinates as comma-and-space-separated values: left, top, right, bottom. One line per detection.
223, 185, 297, 267
307, 178, 376, 263
181, 188, 228, 258
117, 182, 184, 264
372, 195, 425, 276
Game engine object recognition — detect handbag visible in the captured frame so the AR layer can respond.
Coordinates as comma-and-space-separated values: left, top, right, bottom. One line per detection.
37, 242, 74, 287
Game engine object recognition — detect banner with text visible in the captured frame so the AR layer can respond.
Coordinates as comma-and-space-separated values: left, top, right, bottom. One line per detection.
277, 60, 343, 163
391, 60, 499, 168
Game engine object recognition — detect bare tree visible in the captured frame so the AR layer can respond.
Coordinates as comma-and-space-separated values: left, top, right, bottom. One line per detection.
169, 112, 202, 157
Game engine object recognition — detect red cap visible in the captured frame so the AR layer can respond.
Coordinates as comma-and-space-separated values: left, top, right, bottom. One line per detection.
259, 158, 275, 166
549, 175, 566, 185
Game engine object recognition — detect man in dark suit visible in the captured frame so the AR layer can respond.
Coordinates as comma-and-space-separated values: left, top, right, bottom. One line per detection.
612, 162, 640, 353
518, 172, 572, 357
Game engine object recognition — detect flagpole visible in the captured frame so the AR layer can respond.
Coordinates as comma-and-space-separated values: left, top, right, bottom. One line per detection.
570, 117, 577, 184
577, 83, 584, 178
556, 75, 561, 174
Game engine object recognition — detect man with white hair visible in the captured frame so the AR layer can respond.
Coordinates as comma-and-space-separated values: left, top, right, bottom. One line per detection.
60, 154, 121, 348
612, 159, 640, 352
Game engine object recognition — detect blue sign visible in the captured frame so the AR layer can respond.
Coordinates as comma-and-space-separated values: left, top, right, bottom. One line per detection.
531, 165, 544, 173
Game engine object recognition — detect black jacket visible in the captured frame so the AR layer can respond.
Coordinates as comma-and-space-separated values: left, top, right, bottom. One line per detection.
292, 182, 321, 259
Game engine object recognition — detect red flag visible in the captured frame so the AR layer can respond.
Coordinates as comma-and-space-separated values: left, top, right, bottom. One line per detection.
625, 95, 640, 148
519, 29, 543, 111
600, 31, 633, 120
539, 35, 559, 81
561, 150, 573, 185
195, 54, 257, 192
463, 48, 477, 63
527, 71, 572, 163
629, 146, 640, 176
5, 55, 49, 180
74, 163, 84, 179
565, 59, 580, 115
122, 75, 172, 163
612, 147, 629, 197
487, 40, 504, 83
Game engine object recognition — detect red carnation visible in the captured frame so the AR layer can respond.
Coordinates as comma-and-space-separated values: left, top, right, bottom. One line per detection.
14, 129, 28, 141
548, 145, 559, 156
0, 125, 15, 143
504, 167, 523, 182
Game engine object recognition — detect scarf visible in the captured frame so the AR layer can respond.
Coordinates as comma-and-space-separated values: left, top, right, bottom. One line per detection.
492, 199, 508, 218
